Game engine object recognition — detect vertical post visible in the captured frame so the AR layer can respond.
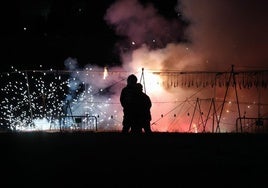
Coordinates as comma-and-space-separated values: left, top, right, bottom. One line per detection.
216, 65, 242, 133
140, 68, 146, 94
216, 65, 233, 132
196, 99, 206, 132
212, 98, 217, 133
204, 98, 214, 133
233, 68, 242, 132
188, 98, 198, 132
25, 71, 34, 126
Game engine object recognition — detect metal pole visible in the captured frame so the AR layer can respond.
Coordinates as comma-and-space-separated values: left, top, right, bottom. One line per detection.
25, 71, 34, 126
232, 68, 243, 132
140, 68, 146, 94
216, 65, 234, 133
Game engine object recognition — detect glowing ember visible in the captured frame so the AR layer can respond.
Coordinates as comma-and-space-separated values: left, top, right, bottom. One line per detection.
103, 67, 109, 80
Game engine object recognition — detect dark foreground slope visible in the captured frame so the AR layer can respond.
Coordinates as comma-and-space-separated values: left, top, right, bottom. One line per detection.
0, 132, 268, 187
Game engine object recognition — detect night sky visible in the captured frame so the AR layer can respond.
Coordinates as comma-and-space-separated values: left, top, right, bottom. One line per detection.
1, 0, 183, 72
1, 0, 268, 73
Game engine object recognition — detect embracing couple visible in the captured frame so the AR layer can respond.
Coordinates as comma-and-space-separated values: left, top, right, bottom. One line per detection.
120, 74, 152, 134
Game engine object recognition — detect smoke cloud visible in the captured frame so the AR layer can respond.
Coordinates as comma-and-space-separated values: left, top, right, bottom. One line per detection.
101, 0, 268, 132
180, 0, 268, 70
104, 0, 183, 48
105, 0, 268, 71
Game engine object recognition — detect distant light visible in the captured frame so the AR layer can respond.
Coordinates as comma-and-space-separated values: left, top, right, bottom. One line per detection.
23, 27, 27, 31
103, 67, 108, 80
131, 41, 135, 45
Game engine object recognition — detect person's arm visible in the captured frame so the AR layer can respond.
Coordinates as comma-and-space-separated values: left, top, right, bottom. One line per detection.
120, 88, 126, 107
147, 95, 152, 108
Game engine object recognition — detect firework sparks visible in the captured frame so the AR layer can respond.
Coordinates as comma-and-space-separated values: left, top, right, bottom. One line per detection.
1, 66, 268, 133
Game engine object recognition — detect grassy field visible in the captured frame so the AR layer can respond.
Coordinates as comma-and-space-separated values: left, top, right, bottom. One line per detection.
0, 131, 267, 187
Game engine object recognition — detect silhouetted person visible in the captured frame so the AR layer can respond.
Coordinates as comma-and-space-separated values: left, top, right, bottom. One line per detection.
120, 74, 138, 133
135, 83, 152, 133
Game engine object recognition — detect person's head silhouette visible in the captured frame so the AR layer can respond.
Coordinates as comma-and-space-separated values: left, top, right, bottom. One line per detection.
127, 74, 137, 85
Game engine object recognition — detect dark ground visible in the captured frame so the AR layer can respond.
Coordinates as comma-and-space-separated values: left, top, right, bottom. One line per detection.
0, 131, 268, 187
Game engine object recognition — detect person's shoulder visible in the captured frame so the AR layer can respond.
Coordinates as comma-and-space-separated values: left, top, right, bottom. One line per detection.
144, 93, 151, 100
142, 92, 149, 97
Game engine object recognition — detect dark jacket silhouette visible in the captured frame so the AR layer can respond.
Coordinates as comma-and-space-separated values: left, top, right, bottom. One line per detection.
135, 83, 152, 133
120, 74, 138, 133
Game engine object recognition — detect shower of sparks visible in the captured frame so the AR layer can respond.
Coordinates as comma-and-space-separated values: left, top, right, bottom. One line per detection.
0, 69, 67, 131
1, 67, 268, 133
0, 67, 123, 132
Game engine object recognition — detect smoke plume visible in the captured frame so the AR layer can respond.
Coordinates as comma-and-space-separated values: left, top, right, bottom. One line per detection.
180, 0, 268, 70
102, 0, 268, 132
105, 0, 268, 71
